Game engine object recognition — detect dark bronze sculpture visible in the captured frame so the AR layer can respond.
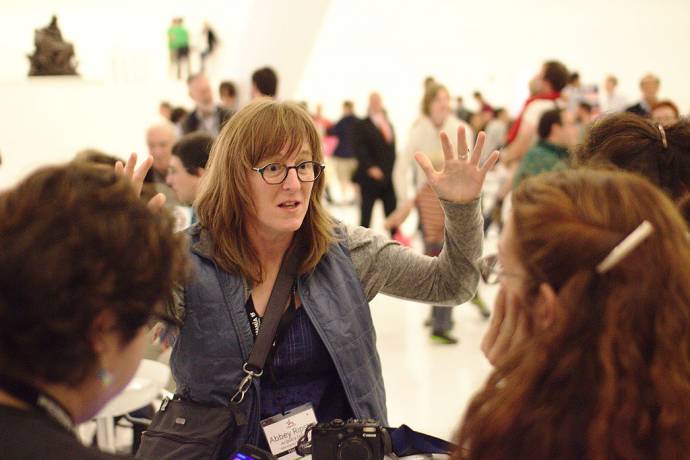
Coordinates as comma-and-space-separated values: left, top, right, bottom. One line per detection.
27, 16, 79, 76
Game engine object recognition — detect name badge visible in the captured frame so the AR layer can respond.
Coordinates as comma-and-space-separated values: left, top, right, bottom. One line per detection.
260, 403, 317, 459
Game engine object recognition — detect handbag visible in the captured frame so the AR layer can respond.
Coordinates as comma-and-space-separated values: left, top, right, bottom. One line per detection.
136, 235, 307, 460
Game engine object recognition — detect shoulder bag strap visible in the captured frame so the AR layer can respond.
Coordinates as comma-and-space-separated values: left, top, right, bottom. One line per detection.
231, 232, 307, 404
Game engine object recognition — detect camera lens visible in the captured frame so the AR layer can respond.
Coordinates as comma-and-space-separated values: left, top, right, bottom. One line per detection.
338, 437, 372, 460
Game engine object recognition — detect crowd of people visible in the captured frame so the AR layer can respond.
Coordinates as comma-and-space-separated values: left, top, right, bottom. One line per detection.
0, 56, 689, 460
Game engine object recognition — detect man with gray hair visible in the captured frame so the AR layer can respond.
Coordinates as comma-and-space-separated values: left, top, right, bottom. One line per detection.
180, 73, 232, 136
626, 73, 660, 118
145, 121, 179, 207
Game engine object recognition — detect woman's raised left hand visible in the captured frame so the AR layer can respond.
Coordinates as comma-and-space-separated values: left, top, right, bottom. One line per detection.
415, 125, 499, 204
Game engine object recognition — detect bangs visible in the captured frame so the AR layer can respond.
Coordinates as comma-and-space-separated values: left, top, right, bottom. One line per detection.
245, 103, 323, 167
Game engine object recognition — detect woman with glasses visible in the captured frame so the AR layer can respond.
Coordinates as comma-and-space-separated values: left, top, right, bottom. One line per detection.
163, 99, 499, 453
454, 169, 690, 459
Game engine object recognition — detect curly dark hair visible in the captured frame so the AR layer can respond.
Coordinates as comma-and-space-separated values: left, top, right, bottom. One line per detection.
0, 163, 188, 385
454, 169, 690, 459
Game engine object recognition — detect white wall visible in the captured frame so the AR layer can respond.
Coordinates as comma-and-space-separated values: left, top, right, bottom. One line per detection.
0, 0, 330, 187
1, 0, 690, 189
296, 0, 690, 138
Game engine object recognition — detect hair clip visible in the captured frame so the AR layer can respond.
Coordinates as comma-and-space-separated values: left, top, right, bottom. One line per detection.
596, 221, 654, 274
658, 124, 668, 149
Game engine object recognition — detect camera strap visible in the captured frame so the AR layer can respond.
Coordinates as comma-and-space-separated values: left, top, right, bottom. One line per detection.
231, 232, 307, 405
388, 424, 457, 456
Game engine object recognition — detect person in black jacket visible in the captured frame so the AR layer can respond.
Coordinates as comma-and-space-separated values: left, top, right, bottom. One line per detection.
625, 73, 660, 118
353, 92, 397, 232
326, 100, 359, 204
180, 73, 232, 136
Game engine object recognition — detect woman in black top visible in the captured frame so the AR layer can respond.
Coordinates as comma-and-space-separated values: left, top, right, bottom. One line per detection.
0, 159, 186, 459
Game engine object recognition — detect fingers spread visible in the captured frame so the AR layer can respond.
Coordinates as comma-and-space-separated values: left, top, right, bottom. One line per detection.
480, 150, 500, 176
147, 193, 167, 213
456, 125, 468, 157
415, 152, 436, 179
440, 131, 455, 162
133, 155, 154, 182
124, 153, 137, 178
470, 131, 486, 165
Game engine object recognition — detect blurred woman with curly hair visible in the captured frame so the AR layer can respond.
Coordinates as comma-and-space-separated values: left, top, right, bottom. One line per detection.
458, 168, 690, 459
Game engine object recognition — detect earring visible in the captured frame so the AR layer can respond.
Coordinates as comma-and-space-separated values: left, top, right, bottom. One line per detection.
96, 368, 113, 387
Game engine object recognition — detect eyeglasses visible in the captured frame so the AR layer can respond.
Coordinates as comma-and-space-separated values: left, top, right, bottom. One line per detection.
252, 161, 325, 185
477, 254, 525, 285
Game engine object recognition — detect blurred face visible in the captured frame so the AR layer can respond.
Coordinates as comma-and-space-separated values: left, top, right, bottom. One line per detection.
369, 93, 383, 113
429, 89, 451, 126
652, 105, 678, 127
166, 155, 203, 205
146, 126, 175, 174
640, 75, 660, 101
604, 77, 616, 94
159, 104, 172, 120
533, 66, 547, 93
247, 143, 315, 239
551, 112, 579, 148
493, 215, 535, 335
189, 76, 214, 112
220, 93, 235, 109
498, 215, 529, 295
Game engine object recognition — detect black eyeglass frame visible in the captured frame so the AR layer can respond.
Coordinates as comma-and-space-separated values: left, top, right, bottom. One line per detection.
252, 161, 326, 185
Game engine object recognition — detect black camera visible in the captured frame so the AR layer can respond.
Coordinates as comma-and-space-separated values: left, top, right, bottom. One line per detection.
308, 418, 392, 460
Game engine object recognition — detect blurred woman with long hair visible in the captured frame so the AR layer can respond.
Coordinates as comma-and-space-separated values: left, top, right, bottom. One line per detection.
457, 169, 690, 459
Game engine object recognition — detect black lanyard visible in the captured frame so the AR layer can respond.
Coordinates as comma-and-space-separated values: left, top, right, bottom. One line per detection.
0, 373, 75, 434
245, 283, 298, 346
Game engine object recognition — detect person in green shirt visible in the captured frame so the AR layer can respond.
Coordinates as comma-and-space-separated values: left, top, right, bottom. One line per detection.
513, 108, 578, 189
167, 17, 191, 80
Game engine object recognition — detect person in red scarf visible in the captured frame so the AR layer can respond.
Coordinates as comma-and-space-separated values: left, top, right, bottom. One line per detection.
489, 61, 570, 229
503, 61, 569, 165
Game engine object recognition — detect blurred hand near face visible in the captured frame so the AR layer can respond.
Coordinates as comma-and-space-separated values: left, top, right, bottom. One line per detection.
115, 153, 167, 212
480, 287, 529, 366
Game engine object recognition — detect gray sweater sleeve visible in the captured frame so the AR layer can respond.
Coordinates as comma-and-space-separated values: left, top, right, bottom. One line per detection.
168, 198, 483, 324
344, 198, 482, 305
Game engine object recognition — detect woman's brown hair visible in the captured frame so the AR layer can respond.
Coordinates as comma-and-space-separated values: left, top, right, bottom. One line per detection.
455, 169, 690, 459
195, 99, 334, 284
421, 82, 448, 118
574, 112, 690, 221
0, 163, 188, 385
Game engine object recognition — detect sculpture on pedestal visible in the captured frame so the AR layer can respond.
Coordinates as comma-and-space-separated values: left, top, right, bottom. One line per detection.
27, 16, 79, 76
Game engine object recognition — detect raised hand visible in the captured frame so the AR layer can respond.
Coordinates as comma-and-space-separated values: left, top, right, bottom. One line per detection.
115, 153, 166, 212
415, 126, 499, 204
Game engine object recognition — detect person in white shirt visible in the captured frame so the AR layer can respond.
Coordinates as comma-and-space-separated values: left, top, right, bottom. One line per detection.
599, 75, 627, 113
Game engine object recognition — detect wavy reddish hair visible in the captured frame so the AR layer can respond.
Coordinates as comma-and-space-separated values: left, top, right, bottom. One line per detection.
455, 169, 690, 459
